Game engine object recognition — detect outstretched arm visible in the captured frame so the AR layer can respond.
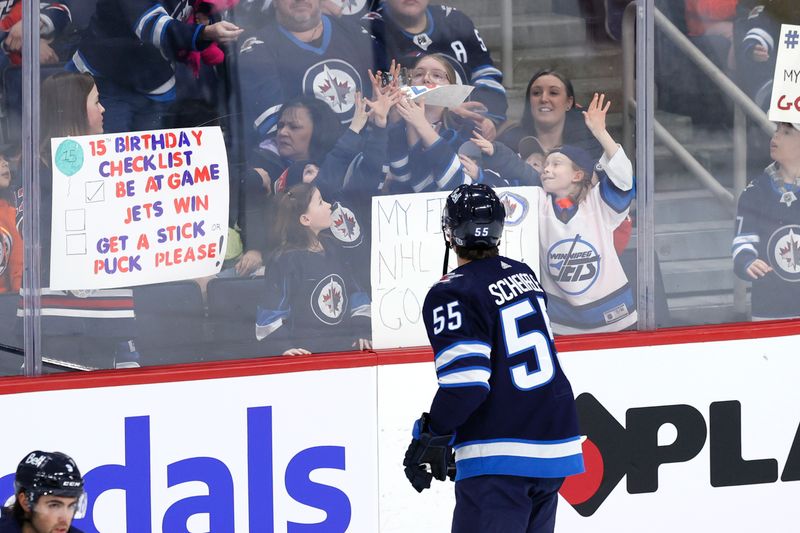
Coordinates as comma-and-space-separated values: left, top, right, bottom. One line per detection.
583, 93, 618, 159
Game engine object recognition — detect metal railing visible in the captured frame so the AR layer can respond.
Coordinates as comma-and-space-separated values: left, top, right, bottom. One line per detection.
501, 0, 513, 87
622, 2, 773, 316
622, 3, 775, 212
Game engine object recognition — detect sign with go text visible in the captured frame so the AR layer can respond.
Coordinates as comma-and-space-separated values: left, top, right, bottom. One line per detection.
49, 127, 229, 290
370, 188, 539, 349
768, 24, 800, 123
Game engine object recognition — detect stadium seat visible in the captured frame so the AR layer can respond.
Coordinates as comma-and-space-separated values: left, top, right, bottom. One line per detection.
132, 281, 208, 365
206, 276, 274, 359
0, 292, 21, 375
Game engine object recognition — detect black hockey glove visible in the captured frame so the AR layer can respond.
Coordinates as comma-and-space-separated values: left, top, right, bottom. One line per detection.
403, 412, 456, 493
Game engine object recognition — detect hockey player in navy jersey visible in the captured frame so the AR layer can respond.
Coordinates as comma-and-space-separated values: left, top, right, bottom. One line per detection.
403, 183, 584, 533
366, 0, 508, 125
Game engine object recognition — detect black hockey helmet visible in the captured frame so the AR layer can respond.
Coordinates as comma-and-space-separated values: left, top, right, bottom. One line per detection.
14, 451, 86, 513
442, 184, 505, 250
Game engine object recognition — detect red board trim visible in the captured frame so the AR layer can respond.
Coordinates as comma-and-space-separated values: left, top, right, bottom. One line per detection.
1, 319, 798, 395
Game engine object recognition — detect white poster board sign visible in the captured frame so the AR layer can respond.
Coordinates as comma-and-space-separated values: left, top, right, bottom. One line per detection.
49, 127, 229, 290
370, 187, 540, 349
401, 84, 474, 107
768, 24, 800, 123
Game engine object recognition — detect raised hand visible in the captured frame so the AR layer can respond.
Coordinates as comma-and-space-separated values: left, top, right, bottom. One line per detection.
471, 131, 495, 157
396, 96, 440, 147
349, 91, 370, 133
582, 92, 620, 158
582, 92, 611, 136
459, 154, 479, 180
450, 101, 487, 123
365, 87, 402, 128
395, 96, 428, 130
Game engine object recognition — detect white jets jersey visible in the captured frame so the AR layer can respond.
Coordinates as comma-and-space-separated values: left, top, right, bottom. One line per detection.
535, 148, 637, 334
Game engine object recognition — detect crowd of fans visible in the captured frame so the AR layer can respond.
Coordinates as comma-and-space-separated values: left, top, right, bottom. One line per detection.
0, 0, 796, 369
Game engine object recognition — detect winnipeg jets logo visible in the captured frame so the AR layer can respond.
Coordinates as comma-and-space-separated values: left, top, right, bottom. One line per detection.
768, 225, 800, 281
330, 203, 362, 247
311, 274, 348, 324
498, 192, 528, 227
781, 191, 797, 207
547, 234, 601, 295
335, 0, 367, 15
304, 60, 362, 118
413, 33, 432, 50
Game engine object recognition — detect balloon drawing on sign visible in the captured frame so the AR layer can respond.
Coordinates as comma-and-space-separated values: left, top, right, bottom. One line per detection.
54, 139, 84, 177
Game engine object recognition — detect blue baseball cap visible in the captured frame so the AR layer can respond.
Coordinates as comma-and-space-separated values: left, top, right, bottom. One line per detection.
549, 144, 596, 179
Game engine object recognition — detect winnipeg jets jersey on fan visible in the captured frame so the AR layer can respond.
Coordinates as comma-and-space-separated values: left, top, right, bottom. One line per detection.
237, 15, 376, 141
386, 122, 469, 193
366, 4, 507, 122
255, 235, 371, 354
733, 164, 800, 319
423, 255, 584, 481
537, 148, 636, 334
70, 0, 207, 99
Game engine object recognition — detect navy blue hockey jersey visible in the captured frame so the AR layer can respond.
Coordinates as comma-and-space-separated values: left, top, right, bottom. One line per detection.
237, 15, 376, 142
255, 235, 371, 353
423, 255, 584, 481
733, 164, 800, 319
71, 0, 211, 99
386, 121, 468, 193
366, 3, 507, 122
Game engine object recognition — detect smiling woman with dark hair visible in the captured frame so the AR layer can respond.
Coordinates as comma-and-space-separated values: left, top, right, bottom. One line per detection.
498, 69, 602, 161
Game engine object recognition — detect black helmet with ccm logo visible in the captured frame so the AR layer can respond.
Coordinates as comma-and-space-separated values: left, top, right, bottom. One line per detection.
14, 451, 85, 506
442, 183, 505, 249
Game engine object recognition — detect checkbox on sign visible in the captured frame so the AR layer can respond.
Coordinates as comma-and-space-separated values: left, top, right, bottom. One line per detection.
65, 209, 86, 231
66, 234, 86, 256
85, 180, 105, 203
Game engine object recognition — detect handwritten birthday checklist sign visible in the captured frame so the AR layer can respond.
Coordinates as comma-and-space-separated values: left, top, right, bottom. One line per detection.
769, 24, 800, 123
49, 127, 229, 290
370, 188, 540, 349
